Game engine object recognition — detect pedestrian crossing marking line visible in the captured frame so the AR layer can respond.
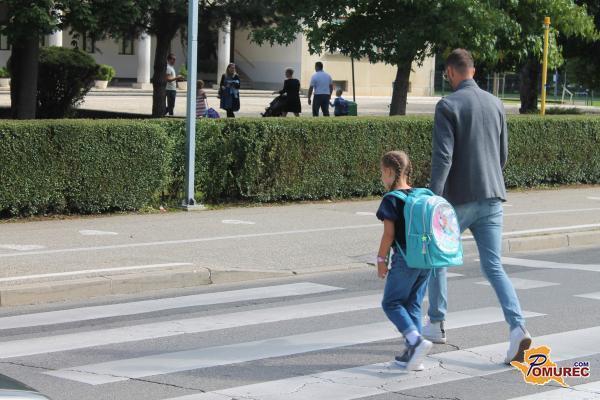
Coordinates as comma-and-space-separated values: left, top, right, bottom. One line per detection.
588, 197, 600, 201
502, 257, 600, 273
507, 380, 600, 399
44, 308, 544, 385
0, 283, 342, 331
0, 294, 383, 359
575, 292, 600, 301
162, 326, 600, 400
476, 278, 559, 290
446, 273, 464, 278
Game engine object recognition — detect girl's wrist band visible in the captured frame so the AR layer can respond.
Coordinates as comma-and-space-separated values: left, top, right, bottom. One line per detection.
376, 256, 387, 263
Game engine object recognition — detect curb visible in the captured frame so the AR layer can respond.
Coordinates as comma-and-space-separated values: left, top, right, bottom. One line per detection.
1, 229, 598, 307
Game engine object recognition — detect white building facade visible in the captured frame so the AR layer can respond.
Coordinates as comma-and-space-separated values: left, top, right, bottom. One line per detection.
0, 27, 435, 96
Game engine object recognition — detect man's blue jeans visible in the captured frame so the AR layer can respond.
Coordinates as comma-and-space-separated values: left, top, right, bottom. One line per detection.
427, 198, 526, 330
382, 252, 431, 335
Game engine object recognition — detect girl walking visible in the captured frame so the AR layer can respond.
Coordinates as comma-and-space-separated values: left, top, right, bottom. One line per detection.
376, 150, 433, 371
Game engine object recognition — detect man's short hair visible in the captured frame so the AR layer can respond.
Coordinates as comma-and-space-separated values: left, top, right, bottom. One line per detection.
285, 68, 294, 76
445, 49, 474, 74
315, 61, 323, 70
336, 88, 343, 96
167, 53, 176, 60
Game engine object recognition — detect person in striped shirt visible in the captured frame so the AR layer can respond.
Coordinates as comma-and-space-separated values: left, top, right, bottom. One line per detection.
196, 80, 208, 118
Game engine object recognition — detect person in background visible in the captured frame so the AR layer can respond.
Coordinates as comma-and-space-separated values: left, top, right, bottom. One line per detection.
219, 63, 241, 118
196, 80, 208, 118
308, 61, 333, 117
274, 68, 301, 117
330, 89, 349, 116
165, 53, 182, 116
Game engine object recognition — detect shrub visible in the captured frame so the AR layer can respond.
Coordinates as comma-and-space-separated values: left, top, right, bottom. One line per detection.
0, 120, 171, 216
0, 67, 9, 78
96, 64, 116, 82
2, 116, 599, 217
154, 116, 600, 203
179, 64, 188, 81
37, 47, 99, 118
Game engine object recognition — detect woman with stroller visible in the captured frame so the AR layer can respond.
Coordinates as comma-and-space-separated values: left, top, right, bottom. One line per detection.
274, 68, 301, 117
219, 63, 241, 118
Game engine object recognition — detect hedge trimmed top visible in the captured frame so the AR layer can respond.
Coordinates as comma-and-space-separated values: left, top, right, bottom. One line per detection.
1, 116, 599, 217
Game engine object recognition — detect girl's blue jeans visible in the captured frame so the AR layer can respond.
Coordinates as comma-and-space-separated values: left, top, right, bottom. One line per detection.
382, 252, 431, 336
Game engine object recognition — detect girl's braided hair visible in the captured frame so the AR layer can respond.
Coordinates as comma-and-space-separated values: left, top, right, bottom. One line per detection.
381, 150, 412, 188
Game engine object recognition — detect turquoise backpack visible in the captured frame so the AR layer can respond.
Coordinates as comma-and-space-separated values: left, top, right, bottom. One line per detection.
385, 189, 463, 269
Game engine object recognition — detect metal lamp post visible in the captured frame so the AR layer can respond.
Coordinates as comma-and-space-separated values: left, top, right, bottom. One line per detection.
182, 0, 205, 210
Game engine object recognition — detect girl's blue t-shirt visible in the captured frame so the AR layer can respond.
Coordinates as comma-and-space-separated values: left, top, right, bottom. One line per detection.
376, 189, 412, 249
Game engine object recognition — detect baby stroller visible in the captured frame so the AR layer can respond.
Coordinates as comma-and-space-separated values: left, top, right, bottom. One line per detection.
261, 94, 287, 117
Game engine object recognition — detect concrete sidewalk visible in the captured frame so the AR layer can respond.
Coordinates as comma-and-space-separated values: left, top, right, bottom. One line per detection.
0, 186, 599, 306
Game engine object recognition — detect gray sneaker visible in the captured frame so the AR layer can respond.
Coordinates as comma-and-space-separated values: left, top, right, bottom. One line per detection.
395, 337, 433, 371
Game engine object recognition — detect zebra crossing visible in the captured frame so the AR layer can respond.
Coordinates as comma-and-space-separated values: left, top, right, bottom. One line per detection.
1, 255, 600, 400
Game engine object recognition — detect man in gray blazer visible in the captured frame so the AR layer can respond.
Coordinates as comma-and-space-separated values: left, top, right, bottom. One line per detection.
423, 49, 532, 364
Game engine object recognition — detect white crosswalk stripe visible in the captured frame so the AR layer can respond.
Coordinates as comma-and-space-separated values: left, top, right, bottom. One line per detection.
476, 277, 559, 290
508, 381, 600, 399
0, 294, 382, 358
0, 282, 341, 330
575, 292, 600, 301
45, 308, 544, 385
162, 326, 600, 400
503, 257, 600, 272
2, 272, 599, 400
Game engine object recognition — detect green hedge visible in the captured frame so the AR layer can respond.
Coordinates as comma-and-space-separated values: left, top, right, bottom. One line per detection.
157, 116, 600, 203
1, 116, 599, 216
0, 120, 171, 216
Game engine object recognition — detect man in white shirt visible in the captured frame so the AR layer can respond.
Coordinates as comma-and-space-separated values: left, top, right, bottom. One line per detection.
308, 62, 333, 116
165, 53, 182, 116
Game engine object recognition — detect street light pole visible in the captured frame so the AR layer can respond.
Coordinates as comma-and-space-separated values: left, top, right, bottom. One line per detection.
183, 0, 204, 209
540, 16, 551, 116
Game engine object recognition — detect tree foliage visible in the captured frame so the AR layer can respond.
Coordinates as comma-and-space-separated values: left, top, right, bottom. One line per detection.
252, 0, 507, 115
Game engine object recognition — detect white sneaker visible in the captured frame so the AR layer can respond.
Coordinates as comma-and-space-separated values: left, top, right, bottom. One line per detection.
396, 337, 433, 371
422, 320, 447, 344
505, 326, 532, 365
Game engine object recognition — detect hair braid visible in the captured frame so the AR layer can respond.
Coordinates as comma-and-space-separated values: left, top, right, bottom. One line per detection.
382, 150, 412, 189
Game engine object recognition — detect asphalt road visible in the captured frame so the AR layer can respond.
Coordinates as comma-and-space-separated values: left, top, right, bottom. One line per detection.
0, 187, 599, 282
0, 245, 599, 400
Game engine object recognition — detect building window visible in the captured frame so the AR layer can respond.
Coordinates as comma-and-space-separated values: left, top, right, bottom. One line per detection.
333, 80, 348, 92
119, 37, 134, 55
0, 35, 9, 50
82, 33, 95, 53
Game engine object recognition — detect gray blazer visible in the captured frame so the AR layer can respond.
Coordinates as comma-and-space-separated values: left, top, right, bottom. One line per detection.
430, 79, 508, 206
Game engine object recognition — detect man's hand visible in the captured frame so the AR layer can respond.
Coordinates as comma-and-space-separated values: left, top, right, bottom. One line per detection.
377, 262, 388, 279
308, 98, 312, 106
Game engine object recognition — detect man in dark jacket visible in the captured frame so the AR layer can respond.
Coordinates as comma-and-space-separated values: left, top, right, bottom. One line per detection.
423, 49, 531, 365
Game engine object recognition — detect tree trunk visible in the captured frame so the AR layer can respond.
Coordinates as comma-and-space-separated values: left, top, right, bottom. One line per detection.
151, 7, 183, 118
389, 59, 413, 116
10, 35, 39, 119
519, 56, 541, 114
